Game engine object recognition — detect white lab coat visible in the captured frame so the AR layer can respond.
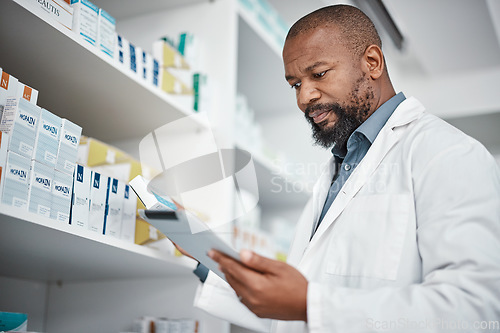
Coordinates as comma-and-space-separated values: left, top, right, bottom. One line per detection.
194, 97, 500, 332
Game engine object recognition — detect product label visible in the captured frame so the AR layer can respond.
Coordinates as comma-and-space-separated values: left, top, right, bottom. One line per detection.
64, 160, 75, 172
53, 180, 72, 199
1, 72, 10, 90
23, 86, 33, 101
13, 197, 28, 209
57, 211, 70, 223
0, 97, 18, 132
130, 44, 137, 72
33, 172, 52, 192
19, 142, 34, 156
91, 202, 103, 211
124, 184, 129, 199
112, 178, 118, 194
37, 204, 51, 217
18, 108, 37, 129
76, 164, 84, 183
76, 0, 98, 44
6, 163, 29, 184
42, 119, 59, 139
62, 128, 79, 147
45, 151, 58, 164
93, 172, 100, 188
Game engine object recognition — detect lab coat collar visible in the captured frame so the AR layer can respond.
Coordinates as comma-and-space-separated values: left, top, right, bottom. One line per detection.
300, 97, 426, 262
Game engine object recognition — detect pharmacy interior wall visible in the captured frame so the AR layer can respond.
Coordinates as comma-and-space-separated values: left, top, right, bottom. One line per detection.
45, 277, 229, 333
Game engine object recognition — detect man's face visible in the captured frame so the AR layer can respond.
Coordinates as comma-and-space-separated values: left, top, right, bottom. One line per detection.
283, 26, 375, 149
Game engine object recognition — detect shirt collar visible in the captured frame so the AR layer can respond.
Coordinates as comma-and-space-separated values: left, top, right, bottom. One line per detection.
331, 92, 406, 158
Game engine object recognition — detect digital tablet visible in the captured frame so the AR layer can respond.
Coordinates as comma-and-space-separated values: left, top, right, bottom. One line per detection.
139, 209, 240, 282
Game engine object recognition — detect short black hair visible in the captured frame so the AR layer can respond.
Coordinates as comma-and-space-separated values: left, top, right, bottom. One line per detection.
286, 5, 382, 58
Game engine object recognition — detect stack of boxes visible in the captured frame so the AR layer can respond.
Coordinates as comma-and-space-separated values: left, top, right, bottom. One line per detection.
0, 69, 81, 221
0, 68, 141, 245
76, 137, 160, 244
20, 0, 212, 115
70, 161, 139, 243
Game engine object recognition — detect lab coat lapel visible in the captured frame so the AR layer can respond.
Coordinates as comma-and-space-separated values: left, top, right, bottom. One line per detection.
303, 97, 425, 258
287, 157, 336, 267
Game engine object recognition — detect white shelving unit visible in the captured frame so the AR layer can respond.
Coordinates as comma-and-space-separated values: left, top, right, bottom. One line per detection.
0, 0, 311, 332
0, 204, 195, 282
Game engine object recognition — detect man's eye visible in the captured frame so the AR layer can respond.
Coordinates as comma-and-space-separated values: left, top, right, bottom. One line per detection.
290, 82, 301, 90
313, 71, 327, 78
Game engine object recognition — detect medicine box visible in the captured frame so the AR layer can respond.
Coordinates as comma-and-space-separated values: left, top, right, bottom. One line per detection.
115, 34, 130, 70
152, 39, 190, 69
2, 151, 31, 210
97, 8, 115, 57
17, 82, 39, 105
0, 70, 19, 125
71, 0, 99, 45
51, 169, 73, 222
70, 164, 91, 229
129, 42, 139, 75
103, 178, 124, 238
56, 118, 82, 175
120, 184, 137, 243
18, 0, 73, 30
160, 68, 193, 95
34, 108, 61, 167
89, 171, 108, 233
2, 98, 41, 159
28, 160, 54, 218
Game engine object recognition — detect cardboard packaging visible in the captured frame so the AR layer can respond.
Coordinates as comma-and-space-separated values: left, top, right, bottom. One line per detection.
70, 164, 91, 229
115, 34, 130, 70
1, 98, 41, 159
18, 0, 73, 30
56, 118, 82, 175
51, 169, 73, 222
28, 160, 54, 218
88, 171, 108, 233
71, 0, 99, 45
97, 8, 115, 57
33, 108, 62, 167
152, 39, 190, 69
2, 151, 31, 210
77, 136, 142, 182
103, 177, 124, 238
17, 82, 39, 105
120, 184, 137, 243
160, 68, 193, 95
0, 70, 19, 122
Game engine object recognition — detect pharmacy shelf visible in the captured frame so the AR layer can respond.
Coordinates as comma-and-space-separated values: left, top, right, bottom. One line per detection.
0, 0, 207, 143
237, 12, 297, 118
237, 2, 283, 56
92, 0, 207, 20
0, 205, 196, 282
236, 142, 310, 209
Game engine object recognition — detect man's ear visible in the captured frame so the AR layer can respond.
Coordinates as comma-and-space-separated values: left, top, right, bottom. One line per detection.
363, 45, 384, 80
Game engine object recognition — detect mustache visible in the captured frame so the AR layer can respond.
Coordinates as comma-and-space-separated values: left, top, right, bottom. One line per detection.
305, 103, 342, 118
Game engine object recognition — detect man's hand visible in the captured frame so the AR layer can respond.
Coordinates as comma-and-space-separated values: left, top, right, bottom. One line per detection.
208, 249, 308, 322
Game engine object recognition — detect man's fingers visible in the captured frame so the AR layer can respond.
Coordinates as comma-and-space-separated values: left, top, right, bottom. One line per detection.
239, 249, 281, 274
209, 250, 262, 285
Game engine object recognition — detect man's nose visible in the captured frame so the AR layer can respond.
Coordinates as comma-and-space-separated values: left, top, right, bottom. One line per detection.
298, 82, 321, 110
